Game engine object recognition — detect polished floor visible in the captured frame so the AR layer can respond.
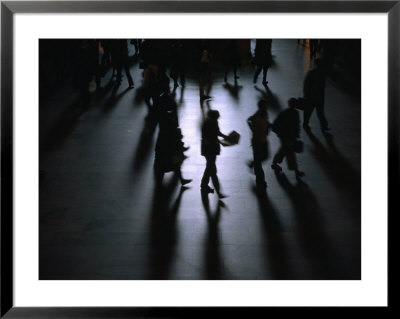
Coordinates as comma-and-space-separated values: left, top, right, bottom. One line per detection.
39, 40, 361, 280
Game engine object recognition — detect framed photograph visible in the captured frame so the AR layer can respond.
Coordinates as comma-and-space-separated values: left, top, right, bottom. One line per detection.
1, 0, 394, 317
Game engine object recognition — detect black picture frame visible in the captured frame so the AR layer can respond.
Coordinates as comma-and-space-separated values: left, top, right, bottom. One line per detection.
1, 1, 395, 317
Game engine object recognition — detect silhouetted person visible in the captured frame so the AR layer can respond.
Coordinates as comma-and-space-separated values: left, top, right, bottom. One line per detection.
271, 98, 305, 180
154, 111, 191, 186
309, 39, 319, 59
200, 110, 229, 198
153, 91, 190, 152
138, 40, 156, 70
130, 39, 142, 56
142, 64, 170, 119
303, 58, 329, 132
319, 39, 335, 76
72, 40, 98, 108
199, 40, 213, 101
113, 40, 134, 89
253, 39, 272, 85
247, 100, 271, 189
169, 41, 186, 88
223, 40, 240, 83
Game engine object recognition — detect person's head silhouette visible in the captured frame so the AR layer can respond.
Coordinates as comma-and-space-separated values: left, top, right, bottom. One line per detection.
208, 110, 220, 120
288, 98, 298, 109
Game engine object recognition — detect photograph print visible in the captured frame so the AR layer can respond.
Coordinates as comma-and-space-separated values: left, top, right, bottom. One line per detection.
39, 39, 361, 280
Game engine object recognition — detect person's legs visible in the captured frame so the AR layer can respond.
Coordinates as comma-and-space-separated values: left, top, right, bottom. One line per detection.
285, 143, 298, 172
281, 140, 305, 178
154, 165, 164, 186
272, 145, 285, 165
224, 68, 229, 82
176, 168, 192, 185
179, 67, 185, 87
201, 155, 212, 188
208, 156, 220, 193
303, 99, 315, 129
233, 67, 238, 80
262, 65, 269, 83
199, 72, 205, 98
116, 63, 122, 86
205, 70, 212, 96
253, 65, 262, 83
124, 64, 134, 87
253, 143, 266, 187
315, 102, 329, 130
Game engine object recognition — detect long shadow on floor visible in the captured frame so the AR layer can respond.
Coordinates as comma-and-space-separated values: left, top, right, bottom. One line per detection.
254, 84, 282, 113
222, 81, 243, 101
201, 192, 224, 279
147, 176, 188, 279
132, 119, 157, 171
250, 185, 292, 279
40, 78, 116, 153
101, 86, 133, 114
40, 94, 89, 153
275, 172, 357, 279
305, 129, 361, 212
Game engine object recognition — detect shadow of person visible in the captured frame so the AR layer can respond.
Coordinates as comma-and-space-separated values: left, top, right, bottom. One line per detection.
254, 85, 282, 112
305, 129, 361, 207
222, 81, 243, 101
102, 86, 132, 114
147, 176, 189, 279
94, 74, 116, 102
250, 184, 292, 279
40, 94, 87, 152
201, 191, 224, 279
274, 171, 356, 279
132, 119, 157, 171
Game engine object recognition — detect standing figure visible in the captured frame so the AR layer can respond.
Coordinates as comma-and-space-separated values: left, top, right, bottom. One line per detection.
154, 111, 192, 187
253, 39, 272, 85
271, 98, 305, 180
247, 100, 271, 189
113, 39, 134, 89
142, 64, 170, 119
200, 110, 229, 198
199, 40, 213, 101
309, 39, 319, 59
223, 40, 240, 83
303, 58, 329, 132
169, 41, 186, 88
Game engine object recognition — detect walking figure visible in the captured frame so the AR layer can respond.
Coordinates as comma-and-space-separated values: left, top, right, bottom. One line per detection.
253, 39, 272, 85
247, 100, 271, 189
223, 40, 240, 83
200, 110, 229, 198
303, 58, 330, 132
113, 40, 134, 89
154, 111, 191, 187
271, 98, 305, 180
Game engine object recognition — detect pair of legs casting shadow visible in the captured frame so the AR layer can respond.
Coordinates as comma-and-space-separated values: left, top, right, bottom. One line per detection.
273, 171, 354, 279
147, 175, 189, 280
201, 155, 227, 198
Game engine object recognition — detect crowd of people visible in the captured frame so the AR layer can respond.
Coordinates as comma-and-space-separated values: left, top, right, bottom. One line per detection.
73, 39, 332, 194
